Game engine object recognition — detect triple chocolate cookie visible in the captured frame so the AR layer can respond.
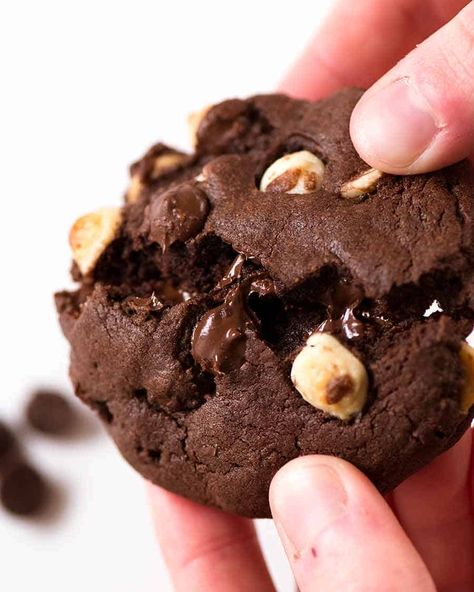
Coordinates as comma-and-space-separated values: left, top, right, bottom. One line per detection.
56, 89, 474, 518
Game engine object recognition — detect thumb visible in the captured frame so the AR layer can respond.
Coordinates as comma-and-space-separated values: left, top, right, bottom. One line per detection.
350, 2, 474, 174
269, 456, 435, 592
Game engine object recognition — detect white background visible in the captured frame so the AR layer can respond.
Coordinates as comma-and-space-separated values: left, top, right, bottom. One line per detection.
0, 1, 335, 591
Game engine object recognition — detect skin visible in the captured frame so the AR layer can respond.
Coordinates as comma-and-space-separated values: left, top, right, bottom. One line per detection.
149, 1, 474, 589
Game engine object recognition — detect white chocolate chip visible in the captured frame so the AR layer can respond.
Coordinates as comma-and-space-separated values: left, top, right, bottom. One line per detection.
187, 105, 212, 147
340, 168, 384, 199
151, 152, 188, 179
259, 151, 325, 194
126, 175, 144, 204
126, 152, 188, 204
69, 207, 122, 275
291, 333, 368, 420
460, 342, 474, 414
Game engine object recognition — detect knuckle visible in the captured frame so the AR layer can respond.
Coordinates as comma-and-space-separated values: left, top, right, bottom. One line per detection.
177, 530, 257, 572
441, 10, 474, 84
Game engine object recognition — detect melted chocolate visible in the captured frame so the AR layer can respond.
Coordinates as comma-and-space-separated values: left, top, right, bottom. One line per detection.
317, 280, 365, 339
192, 273, 275, 374
217, 253, 246, 289
192, 288, 255, 374
149, 183, 209, 251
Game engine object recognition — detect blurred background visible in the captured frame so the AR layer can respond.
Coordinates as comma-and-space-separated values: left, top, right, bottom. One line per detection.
0, 1, 335, 590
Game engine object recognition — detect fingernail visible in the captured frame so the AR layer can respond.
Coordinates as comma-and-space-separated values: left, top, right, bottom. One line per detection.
352, 77, 441, 169
272, 463, 347, 556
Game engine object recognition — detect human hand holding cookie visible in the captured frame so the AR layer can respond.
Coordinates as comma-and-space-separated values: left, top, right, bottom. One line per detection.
273, 2, 474, 590
282, 0, 474, 175
57, 1, 474, 590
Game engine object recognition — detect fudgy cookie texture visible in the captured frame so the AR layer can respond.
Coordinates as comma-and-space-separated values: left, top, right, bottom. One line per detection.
56, 89, 474, 518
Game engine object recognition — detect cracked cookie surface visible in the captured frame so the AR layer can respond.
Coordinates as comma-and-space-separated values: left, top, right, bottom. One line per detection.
56, 89, 474, 517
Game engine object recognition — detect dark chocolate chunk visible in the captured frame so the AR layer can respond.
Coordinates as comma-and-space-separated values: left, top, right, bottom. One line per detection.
316, 281, 365, 339
217, 253, 246, 289
1, 463, 47, 516
192, 287, 255, 374
26, 391, 75, 435
148, 183, 209, 250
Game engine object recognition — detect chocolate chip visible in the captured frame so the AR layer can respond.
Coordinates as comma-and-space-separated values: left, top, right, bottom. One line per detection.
0, 420, 15, 467
1, 463, 47, 516
26, 391, 76, 435
148, 183, 209, 250
217, 253, 246, 289
192, 287, 255, 374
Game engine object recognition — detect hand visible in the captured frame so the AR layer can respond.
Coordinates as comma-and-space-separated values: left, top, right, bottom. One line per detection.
270, 1, 474, 589
270, 432, 473, 592
281, 0, 474, 174
148, 431, 472, 591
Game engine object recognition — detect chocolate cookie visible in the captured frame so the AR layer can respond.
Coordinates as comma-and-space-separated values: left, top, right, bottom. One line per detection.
56, 89, 474, 518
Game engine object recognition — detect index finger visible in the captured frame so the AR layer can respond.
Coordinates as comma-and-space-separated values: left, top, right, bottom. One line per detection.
147, 484, 275, 592
280, 0, 469, 99
391, 430, 474, 592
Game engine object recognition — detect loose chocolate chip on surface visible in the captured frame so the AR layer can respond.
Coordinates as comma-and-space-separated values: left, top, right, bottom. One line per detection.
26, 391, 76, 435
0, 420, 15, 465
1, 463, 47, 516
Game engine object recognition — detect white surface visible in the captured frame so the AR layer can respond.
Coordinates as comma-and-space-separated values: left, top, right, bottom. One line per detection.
0, 1, 334, 591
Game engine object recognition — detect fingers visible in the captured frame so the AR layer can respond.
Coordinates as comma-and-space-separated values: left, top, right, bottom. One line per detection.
270, 456, 435, 592
392, 431, 474, 592
280, 0, 468, 99
147, 485, 275, 592
351, 2, 474, 173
